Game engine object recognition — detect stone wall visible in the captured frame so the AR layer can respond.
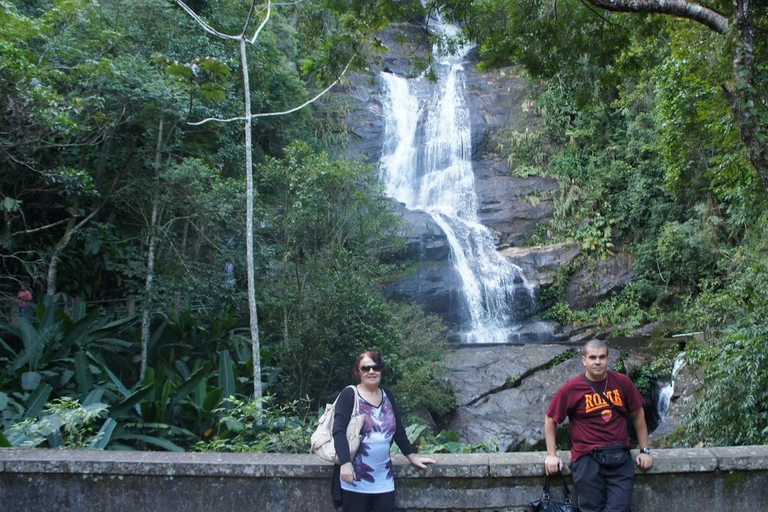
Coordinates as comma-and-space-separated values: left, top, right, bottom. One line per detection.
2, 447, 767, 511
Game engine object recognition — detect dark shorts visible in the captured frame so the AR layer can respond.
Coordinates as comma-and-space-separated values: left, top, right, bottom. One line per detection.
572, 445, 635, 512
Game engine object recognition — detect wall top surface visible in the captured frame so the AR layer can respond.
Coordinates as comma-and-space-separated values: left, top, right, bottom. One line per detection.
2, 446, 767, 478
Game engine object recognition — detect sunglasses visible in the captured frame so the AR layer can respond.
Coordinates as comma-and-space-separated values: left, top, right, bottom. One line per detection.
360, 364, 382, 373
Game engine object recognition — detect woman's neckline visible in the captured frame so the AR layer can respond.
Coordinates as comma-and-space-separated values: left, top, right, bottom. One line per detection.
356, 385, 383, 407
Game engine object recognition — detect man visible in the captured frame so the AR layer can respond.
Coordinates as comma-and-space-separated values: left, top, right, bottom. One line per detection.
544, 340, 653, 512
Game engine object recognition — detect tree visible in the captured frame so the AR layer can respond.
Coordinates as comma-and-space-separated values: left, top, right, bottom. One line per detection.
435, 0, 768, 194
173, 0, 366, 400
583, 0, 767, 193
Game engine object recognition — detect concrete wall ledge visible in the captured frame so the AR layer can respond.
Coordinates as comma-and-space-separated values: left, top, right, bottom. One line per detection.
2, 446, 768, 511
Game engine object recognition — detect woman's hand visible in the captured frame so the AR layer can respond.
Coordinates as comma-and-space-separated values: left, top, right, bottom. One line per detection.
340, 462, 356, 483
407, 453, 437, 469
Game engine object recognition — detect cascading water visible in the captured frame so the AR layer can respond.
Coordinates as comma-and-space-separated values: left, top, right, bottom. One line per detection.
655, 354, 686, 424
379, 20, 542, 344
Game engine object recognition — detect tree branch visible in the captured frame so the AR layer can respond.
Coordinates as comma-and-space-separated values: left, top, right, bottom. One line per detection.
174, 0, 240, 40
251, 58, 353, 119
585, 0, 730, 34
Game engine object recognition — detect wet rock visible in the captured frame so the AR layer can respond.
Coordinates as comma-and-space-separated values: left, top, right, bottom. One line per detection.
384, 259, 465, 324
387, 201, 450, 261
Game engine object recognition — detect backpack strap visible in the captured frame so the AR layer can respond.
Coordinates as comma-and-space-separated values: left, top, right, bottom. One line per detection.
579, 373, 628, 418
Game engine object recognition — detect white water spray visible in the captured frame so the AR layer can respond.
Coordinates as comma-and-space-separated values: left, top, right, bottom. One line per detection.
379, 21, 540, 343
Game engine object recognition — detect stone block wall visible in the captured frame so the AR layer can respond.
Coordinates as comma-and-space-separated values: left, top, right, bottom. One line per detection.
1, 447, 767, 511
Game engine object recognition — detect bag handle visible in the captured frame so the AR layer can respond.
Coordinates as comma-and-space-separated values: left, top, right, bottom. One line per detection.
543, 474, 575, 504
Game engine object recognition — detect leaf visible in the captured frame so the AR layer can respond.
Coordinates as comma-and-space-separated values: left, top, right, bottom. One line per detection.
92, 354, 131, 399
21, 371, 41, 391
170, 364, 210, 415
59, 309, 101, 353
167, 63, 194, 79
113, 434, 184, 452
90, 418, 116, 449
218, 350, 235, 407
0, 334, 17, 357
0, 429, 11, 447
47, 431, 64, 448
201, 82, 225, 102
24, 383, 52, 418
82, 388, 105, 406
148, 319, 167, 350
109, 384, 154, 419
197, 58, 230, 77
203, 387, 224, 413
74, 351, 94, 394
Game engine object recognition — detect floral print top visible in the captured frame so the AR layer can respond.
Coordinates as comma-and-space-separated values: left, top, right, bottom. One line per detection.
340, 389, 398, 494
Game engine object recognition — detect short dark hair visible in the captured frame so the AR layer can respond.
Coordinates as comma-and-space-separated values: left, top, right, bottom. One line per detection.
353, 351, 386, 380
582, 339, 608, 356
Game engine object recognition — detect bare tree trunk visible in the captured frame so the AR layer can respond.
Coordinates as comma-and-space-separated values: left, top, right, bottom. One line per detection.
140, 117, 164, 381
46, 218, 76, 296
242, 37, 263, 401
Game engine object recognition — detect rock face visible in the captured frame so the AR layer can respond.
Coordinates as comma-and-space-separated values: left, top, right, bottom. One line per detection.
565, 252, 637, 310
464, 56, 559, 248
445, 344, 591, 451
336, 23, 563, 324
501, 243, 581, 287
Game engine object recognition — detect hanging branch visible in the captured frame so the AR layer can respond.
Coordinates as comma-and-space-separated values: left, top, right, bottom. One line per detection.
175, 0, 354, 400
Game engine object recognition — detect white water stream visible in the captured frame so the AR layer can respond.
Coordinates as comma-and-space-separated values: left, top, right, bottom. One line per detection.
379, 21, 539, 344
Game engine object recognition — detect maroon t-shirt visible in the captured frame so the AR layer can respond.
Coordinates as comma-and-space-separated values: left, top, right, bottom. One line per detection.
546, 370, 644, 462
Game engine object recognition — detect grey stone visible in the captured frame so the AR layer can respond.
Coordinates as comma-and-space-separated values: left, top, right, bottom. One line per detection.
711, 445, 768, 471
446, 347, 623, 452
501, 243, 581, 286
565, 252, 637, 310
3, 448, 768, 511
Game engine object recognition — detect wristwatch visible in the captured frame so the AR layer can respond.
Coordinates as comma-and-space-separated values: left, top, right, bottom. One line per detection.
640, 446, 651, 455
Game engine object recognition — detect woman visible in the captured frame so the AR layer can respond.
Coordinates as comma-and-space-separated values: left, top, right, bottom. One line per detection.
332, 351, 436, 511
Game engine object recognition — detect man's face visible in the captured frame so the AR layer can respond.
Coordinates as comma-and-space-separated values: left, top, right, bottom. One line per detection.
582, 347, 609, 381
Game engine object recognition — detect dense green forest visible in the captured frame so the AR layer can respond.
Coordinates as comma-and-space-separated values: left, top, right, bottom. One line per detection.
1, 0, 767, 451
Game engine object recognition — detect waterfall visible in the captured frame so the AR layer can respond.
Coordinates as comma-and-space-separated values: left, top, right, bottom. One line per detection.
379, 21, 541, 344
655, 354, 686, 424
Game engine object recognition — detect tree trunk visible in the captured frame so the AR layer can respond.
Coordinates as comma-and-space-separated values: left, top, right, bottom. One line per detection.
242, 37, 263, 401
46, 218, 76, 296
140, 117, 164, 381
730, 0, 768, 192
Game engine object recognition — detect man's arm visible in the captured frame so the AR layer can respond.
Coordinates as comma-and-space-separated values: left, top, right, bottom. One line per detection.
630, 407, 653, 470
544, 415, 564, 474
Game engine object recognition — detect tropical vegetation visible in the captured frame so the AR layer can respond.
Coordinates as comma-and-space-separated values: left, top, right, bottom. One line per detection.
1, 0, 767, 451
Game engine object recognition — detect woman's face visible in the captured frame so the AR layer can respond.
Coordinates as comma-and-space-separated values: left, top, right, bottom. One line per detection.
358, 355, 382, 388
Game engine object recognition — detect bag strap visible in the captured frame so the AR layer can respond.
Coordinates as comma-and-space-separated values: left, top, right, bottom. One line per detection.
349, 385, 360, 416
579, 373, 628, 419
543, 474, 574, 503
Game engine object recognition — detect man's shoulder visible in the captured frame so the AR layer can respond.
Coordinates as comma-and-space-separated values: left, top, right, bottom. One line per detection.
559, 374, 589, 392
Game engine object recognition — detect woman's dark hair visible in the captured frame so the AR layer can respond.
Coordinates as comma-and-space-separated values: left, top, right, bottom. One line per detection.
353, 351, 386, 380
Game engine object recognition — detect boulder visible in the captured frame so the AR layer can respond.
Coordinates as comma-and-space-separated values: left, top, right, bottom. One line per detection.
384, 259, 465, 324
501, 243, 581, 287
387, 201, 450, 261
334, 22, 432, 164
565, 252, 637, 310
